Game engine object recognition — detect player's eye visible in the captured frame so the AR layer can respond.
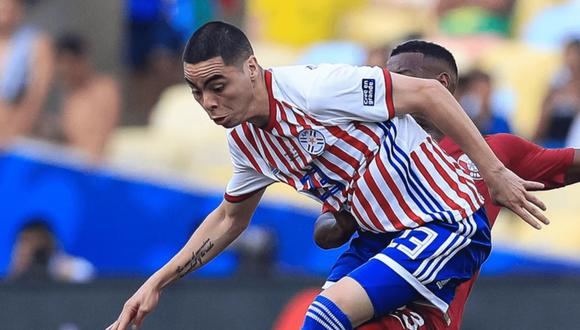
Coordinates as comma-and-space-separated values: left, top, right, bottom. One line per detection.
212, 84, 225, 93
192, 90, 202, 99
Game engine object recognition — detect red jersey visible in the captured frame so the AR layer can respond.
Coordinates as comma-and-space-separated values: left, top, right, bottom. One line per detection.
439, 134, 573, 227
359, 133, 574, 330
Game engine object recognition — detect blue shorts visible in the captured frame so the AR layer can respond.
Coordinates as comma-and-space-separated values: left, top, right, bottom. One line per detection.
323, 208, 491, 317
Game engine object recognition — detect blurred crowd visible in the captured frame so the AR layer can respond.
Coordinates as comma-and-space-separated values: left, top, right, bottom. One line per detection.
2, 0, 580, 281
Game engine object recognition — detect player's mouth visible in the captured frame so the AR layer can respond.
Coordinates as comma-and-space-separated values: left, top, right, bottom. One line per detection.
211, 115, 228, 125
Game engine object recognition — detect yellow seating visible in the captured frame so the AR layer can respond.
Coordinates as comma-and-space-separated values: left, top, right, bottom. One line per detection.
478, 41, 560, 137
247, 0, 365, 46
338, 5, 437, 47
493, 184, 580, 258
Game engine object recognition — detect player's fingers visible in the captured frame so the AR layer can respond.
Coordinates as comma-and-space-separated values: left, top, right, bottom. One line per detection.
524, 202, 550, 226
132, 309, 148, 330
525, 191, 547, 212
523, 180, 545, 192
117, 308, 136, 330
511, 205, 542, 230
105, 320, 118, 330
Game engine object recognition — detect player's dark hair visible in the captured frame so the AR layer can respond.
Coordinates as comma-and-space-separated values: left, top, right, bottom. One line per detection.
391, 40, 458, 78
56, 33, 88, 57
183, 21, 253, 67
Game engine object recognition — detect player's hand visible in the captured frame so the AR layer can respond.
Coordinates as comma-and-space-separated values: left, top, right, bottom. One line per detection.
106, 280, 161, 330
486, 166, 549, 230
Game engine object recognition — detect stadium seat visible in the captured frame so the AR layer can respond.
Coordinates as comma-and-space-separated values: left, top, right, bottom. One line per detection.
478, 41, 560, 136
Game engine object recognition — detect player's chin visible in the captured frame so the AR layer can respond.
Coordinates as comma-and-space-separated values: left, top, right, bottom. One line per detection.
219, 119, 240, 128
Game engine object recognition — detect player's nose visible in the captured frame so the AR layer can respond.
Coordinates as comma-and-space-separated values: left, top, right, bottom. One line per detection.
202, 93, 218, 111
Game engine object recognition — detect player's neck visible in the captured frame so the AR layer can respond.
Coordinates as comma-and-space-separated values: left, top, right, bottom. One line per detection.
246, 68, 271, 128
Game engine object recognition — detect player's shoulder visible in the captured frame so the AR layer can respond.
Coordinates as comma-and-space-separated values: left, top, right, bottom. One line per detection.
269, 63, 373, 81
269, 64, 347, 81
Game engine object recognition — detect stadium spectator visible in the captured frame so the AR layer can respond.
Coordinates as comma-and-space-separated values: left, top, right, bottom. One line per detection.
459, 69, 513, 135
126, 0, 185, 122
0, 0, 54, 148
534, 39, 580, 147
56, 34, 121, 162
8, 218, 95, 283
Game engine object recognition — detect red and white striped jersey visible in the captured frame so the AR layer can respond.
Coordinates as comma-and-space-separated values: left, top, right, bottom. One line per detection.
225, 64, 484, 232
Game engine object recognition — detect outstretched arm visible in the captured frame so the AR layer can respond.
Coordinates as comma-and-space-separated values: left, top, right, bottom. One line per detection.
106, 189, 265, 330
390, 72, 548, 229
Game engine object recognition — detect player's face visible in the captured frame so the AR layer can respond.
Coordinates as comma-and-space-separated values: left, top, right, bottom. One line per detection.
387, 52, 453, 136
387, 53, 428, 79
387, 53, 453, 92
184, 56, 255, 128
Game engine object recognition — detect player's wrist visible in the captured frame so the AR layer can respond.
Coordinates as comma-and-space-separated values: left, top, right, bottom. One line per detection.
479, 161, 506, 181
148, 269, 174, 291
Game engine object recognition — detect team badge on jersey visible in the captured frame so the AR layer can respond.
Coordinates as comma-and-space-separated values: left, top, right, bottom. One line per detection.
362, 79, 375, 106
298, 129, 326, 155
457, 154, 482, 180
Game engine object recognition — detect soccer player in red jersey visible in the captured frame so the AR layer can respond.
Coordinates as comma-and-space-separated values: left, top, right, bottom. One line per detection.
314, 40, 580, 330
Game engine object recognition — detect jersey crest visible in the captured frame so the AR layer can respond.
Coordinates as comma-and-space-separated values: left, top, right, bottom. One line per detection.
457, 154, 482, 180
298, 129, 326, 155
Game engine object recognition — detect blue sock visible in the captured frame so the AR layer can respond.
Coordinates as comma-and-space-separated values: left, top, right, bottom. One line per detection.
302, 295, 353, 330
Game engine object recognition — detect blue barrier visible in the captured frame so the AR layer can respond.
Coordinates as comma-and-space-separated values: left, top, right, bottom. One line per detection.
0, 148, 347, 277
2, 145, 580, 278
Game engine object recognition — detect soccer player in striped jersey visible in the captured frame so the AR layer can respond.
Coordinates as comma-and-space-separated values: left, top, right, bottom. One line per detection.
107, 22, 550, 330
314, 40, 580, 330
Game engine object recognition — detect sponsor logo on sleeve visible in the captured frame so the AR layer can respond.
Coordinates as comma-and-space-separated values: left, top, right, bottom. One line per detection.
362, 78, 375, 106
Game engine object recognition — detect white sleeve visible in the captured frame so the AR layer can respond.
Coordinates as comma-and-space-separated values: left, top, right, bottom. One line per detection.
225, 132, 276, 202
298, 64, 395, 124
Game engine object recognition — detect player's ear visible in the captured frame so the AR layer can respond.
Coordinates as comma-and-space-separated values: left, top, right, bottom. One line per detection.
437, 72, 451, 90
246, 55, 259, 81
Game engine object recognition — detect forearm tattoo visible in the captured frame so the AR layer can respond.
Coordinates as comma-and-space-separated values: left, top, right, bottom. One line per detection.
176, 238, 215, 278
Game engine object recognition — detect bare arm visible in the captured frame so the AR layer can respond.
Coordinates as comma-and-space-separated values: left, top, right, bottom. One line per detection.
0, 34, 54, 142
314, 211, 357, 250
391, 73, 549, 228
107, 189, 265, 330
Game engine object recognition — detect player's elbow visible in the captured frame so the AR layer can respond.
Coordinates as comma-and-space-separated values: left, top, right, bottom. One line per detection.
314, 214, 341, 249
314, 229, 337, 250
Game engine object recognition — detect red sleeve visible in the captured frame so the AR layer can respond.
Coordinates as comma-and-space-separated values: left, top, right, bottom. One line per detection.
487, 133, 575, 189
